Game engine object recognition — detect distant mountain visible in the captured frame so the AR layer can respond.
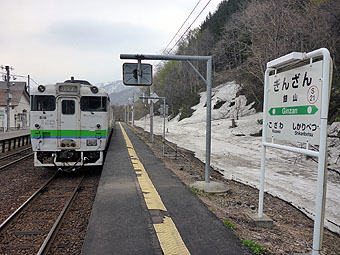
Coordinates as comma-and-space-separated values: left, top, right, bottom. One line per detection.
96, 80, 128, 94
110, 87, 142, 105
96, 80, 142, 105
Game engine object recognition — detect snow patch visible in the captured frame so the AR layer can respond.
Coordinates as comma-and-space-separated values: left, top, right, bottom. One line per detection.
135, 81, 340, 234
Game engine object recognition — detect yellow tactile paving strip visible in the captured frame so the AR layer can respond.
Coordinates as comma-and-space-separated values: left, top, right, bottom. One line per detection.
153, 216, 191, 254
119, 123, 190, 255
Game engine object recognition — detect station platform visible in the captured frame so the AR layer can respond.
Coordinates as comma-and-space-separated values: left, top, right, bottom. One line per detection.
81, 123, 251, 255
0, 128, 30, 141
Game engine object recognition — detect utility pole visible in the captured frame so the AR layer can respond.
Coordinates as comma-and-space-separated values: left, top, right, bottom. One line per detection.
1, 65, 13, 132
6, 66, 11, 132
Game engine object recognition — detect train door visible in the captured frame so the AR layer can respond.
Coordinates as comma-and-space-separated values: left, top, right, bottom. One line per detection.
57, 97, 80, 148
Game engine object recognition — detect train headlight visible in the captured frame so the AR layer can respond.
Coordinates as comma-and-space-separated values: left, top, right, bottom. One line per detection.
96, 123, 101, 129
90, 86, 99, 94
38, 85, 45, 92
35, 123, 40, 129
86, 139, 97, 146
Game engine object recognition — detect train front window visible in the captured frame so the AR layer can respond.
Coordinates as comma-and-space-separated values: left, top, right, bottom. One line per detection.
81, 96, 107, 112
31, 95, 56, 111
62, 100, 75, 115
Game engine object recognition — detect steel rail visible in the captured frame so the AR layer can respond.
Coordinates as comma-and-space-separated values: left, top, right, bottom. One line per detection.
37, 174, 85, 255
0, 172, 58, 234
0, 147, 32, 161
0, 153, 34, 171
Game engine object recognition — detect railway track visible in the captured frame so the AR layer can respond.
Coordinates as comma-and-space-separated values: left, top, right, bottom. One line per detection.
0, 172, 85, 255
0, 146, 34, 171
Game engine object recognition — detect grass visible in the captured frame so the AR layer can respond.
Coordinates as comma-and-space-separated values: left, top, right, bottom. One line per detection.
223, 219, 235, 230
188, 186, 199, 195
242, 239, 267, 255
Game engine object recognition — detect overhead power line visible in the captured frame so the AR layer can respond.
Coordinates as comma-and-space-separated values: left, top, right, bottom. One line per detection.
153, 0, 213, 71
0, 71, 40, 86
167, 0, 212, 54
163, 0, 202, 54
27, 76, 40, 86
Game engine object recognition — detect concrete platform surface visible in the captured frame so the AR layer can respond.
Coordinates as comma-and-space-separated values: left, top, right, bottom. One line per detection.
81, 123, 251, 255
0, 129, 30, 141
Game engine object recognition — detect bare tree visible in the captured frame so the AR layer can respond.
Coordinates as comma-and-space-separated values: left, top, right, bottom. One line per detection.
214, 0, 340, 111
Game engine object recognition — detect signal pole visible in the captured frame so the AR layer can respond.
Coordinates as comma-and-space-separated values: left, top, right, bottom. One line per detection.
150, 86, 154, 143
132, 93, 135, 128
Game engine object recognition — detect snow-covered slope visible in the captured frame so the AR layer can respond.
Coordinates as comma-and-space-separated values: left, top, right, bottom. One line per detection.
96, 80, 141, 105
96, 80, 127, 94
135, 81, 340, 234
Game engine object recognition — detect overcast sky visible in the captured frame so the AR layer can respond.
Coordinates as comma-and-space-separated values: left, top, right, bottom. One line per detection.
0, 0, 223, 86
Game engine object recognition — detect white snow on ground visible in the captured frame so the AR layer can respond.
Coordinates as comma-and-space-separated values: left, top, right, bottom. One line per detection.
134, 82, 340, 234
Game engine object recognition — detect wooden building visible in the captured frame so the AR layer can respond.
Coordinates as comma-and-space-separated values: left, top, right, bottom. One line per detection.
0, 81, 30, 131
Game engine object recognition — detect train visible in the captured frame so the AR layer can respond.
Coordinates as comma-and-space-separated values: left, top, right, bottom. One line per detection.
30, 78, 113, 171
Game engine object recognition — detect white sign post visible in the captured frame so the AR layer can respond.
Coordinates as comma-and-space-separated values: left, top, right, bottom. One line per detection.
258, 48, 332, 255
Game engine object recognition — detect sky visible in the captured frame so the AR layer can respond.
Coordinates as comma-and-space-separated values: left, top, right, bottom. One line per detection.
0, 0, 223, 86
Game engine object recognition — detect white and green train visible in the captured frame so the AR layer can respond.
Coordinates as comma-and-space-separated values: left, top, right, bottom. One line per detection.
30, 78, 114, 170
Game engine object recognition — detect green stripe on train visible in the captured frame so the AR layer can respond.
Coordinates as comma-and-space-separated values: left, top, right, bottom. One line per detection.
30, 129, 108, 138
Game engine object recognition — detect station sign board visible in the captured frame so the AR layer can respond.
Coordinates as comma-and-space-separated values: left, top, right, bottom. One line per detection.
260, 49, 333, 255
266, 60, 323, 145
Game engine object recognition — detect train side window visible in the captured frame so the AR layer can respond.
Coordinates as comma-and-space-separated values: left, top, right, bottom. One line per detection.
62, 100, 75, 115
81, 96, 107, 112
31, 95, 56, 111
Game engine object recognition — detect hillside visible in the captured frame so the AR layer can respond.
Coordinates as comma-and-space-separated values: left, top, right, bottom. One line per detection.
109, 87, 141, 106
150, 0, 340, 123
96, 80, 141, 105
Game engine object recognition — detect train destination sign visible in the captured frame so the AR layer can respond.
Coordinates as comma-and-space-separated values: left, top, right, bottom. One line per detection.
266, 60, 323, 145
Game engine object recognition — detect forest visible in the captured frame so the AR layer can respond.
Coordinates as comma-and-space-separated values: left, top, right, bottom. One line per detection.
133, 0, 340, 123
